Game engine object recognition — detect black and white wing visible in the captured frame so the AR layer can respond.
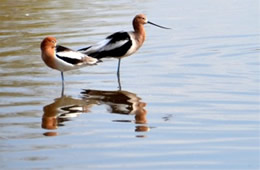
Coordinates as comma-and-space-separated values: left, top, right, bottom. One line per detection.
79, 32, 132, 59
56, 45, 97, 65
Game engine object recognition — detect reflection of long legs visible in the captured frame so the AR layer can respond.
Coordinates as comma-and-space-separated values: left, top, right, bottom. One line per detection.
117, 58, 122, 90
61, 72, 64, 96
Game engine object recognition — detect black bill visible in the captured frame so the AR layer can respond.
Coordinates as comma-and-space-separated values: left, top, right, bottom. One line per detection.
148, 21, 171, 29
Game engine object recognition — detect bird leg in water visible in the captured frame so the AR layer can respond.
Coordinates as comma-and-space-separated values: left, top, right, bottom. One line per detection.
117, 58, 122, 90
61, 72, 64, 96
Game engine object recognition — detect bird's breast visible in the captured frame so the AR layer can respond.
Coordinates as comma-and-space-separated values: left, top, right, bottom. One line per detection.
41, 49, 57, 70
124, 33, 143, 56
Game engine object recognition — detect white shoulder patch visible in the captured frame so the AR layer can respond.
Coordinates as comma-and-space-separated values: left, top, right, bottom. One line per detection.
56, 51, 85, 60
102, 40, 129, 51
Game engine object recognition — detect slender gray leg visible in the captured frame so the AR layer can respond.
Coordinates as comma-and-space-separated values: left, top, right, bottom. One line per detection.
61, 72, 64, 96
117, 58, 121, 77
117, 58, 122, 90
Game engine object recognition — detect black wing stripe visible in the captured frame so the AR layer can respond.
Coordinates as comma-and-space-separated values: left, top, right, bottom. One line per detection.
89, 32, 132, 59
91, 40, 132, 59
56, 54, 82, 65
106, 32, 130, 43
56, 45, 72, 53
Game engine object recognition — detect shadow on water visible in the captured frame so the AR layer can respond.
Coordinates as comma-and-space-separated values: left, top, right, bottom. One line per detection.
42, 89, 149, 137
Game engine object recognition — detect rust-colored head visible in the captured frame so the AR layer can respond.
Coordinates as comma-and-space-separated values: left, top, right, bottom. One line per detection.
41, 36, 57, 50
40, 36, 57, 70
132, 14, 148, 44
133, 14, 171, 31
133, 14, 148, 25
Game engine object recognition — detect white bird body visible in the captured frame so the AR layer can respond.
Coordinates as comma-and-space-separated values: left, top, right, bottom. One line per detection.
54, 46, 97, 72
40, 37, 98, 94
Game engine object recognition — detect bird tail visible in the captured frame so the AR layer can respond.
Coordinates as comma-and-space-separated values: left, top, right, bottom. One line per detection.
83, 56, 101, 65
78, 47, 102, 59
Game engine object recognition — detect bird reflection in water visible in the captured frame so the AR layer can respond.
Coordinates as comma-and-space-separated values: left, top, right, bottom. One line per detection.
81, 89, 149, 134
42, 95, 92, 136
42, 89, 149, 137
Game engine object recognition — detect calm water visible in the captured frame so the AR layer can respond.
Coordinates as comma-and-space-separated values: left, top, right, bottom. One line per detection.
0, 0, 259, 169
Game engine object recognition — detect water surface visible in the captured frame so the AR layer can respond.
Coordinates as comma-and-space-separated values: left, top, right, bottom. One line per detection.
0, 0, 259, 169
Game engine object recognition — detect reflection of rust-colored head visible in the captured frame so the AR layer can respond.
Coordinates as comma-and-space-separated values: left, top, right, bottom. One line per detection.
41, 90, 149, 135
135, 126, 150, 132
135, 102, 147, 124
42, 95, 92, 132
81, 89, 149, 132
82, 89, 147, 115
42, 116, 57, 130
43, 131, 58, 137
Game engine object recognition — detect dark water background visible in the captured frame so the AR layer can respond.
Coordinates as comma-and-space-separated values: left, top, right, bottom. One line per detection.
0, 0, 259, 169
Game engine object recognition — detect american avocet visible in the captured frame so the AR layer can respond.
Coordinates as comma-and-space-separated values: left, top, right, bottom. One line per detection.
40, 37, 98, 94
78, 14, 170, 88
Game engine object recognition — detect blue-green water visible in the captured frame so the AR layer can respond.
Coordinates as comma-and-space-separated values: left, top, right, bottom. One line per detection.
0, 0, 259, 169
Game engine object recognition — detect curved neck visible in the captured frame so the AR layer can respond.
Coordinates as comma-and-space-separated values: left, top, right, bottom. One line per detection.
133, 21, 146, 45
133, 19, 145, 34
